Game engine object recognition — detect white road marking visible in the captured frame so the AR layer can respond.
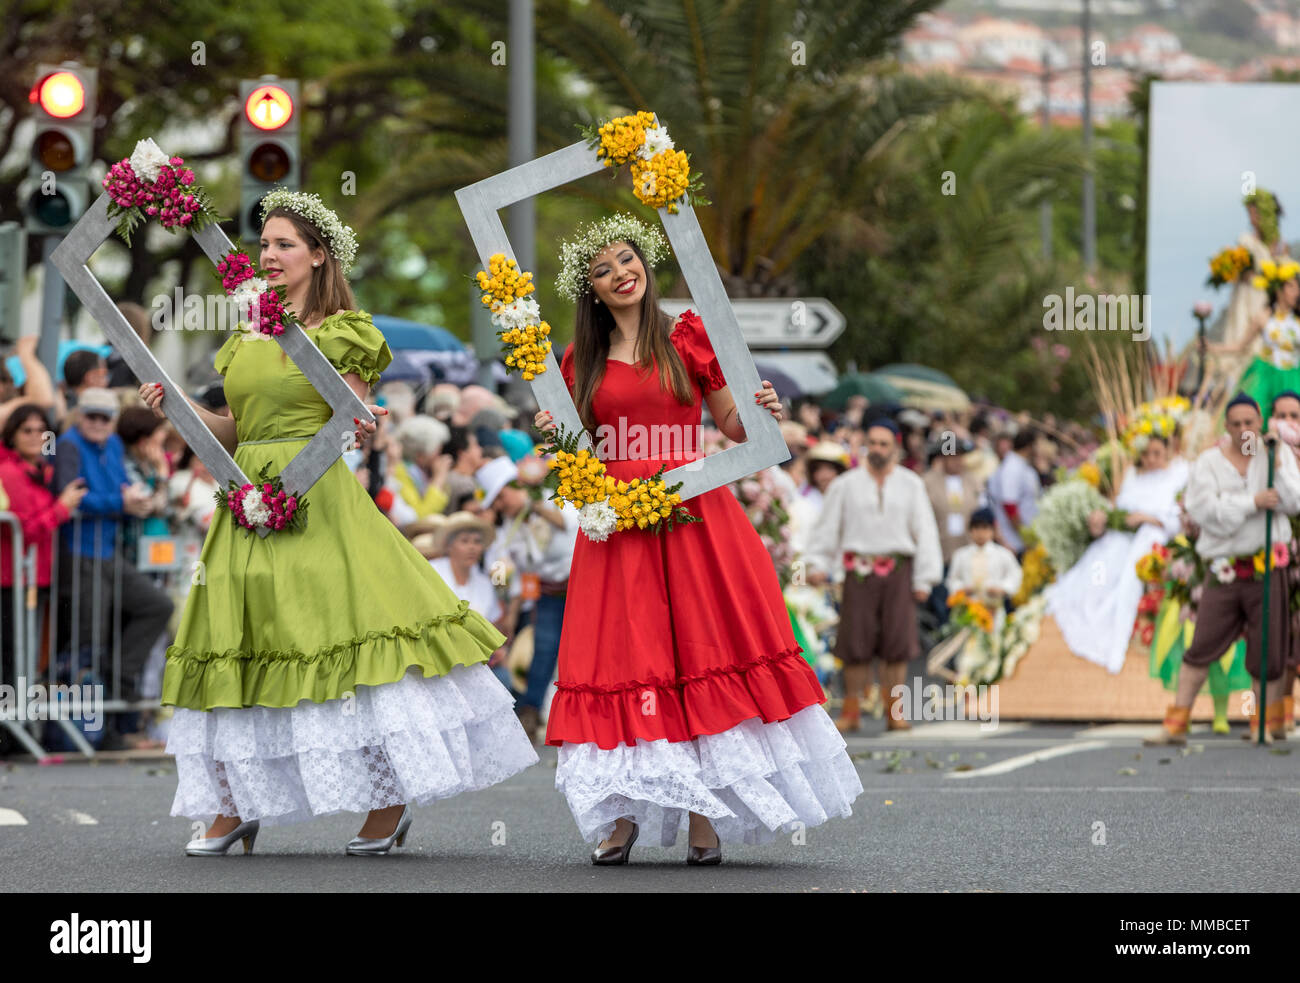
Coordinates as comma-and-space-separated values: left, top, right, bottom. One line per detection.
878, 721, 1029, 740
0, 808, 28, 825
945, 740, 1110, 779
1074, 723, 1218, 739
65, 810, 98, 825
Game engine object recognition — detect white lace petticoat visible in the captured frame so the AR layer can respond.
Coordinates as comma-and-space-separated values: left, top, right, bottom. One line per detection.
167, 663, 539, 827
554, 703, 864, 846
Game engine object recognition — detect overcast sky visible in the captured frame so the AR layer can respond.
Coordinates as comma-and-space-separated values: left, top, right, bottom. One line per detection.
1146, 82, 1300, 349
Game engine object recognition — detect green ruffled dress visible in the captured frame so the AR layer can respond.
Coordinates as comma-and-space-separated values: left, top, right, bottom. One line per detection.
1237, 311, 1300, 424
162, 311, 538, 826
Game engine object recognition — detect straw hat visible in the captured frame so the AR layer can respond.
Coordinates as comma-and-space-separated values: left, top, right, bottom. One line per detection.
402, 515, 448, 540
410, 532, 442, 560
432, 510, 494, 554
805, 440, 850, 470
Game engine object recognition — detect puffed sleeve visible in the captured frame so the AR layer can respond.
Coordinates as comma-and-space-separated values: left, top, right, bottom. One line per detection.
560, 342, 576, 395
213, 333, 242, 377
314, 310, 393, 385
670, 310, 726, 394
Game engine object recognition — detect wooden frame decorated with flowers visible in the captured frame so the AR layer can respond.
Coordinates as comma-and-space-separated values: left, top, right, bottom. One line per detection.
454, 118, 789, 502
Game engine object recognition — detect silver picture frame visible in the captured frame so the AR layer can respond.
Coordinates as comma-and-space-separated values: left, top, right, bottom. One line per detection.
51, 191, 374, 537
454, 138, 790, 501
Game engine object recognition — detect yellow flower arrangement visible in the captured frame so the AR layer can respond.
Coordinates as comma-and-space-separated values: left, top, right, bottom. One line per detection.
1207, 245, 1252, 288
582, 111, 709, 214
593, 111, 658, 167
1252, 259, 1300, 292
1013, 542, 1053, 606
1120, 398, 1184, 456
1135, 548, 1167, 584
540, 423, 699, 537
1077, 461, 1102, 488
475, 253, 552, 381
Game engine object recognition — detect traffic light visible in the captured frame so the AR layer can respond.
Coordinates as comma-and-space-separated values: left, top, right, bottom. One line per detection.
239, 77, 300, 244
0, 223, 27, 343
20, 63, 97, 235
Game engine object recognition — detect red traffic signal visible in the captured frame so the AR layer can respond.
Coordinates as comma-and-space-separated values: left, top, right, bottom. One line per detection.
31, 71, 86, 118
244, 84, 294, 131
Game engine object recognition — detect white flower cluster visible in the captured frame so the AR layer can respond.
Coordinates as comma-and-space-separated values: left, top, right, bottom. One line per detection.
555, 213, 670, 303
259, 190, 358, 274
241, 487, 272, 527
492, 296, 541, 333
639, 123, 675, 160
577, 500, 618, 542
1031, 478, 1109, 573
129, 138, 170, 183
231, 278, 271, 336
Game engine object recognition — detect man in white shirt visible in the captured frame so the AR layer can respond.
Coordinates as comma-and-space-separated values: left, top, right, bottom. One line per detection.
986, 429, 1041, 556
806, 419, 944, 732
1148, 394, 1300, 745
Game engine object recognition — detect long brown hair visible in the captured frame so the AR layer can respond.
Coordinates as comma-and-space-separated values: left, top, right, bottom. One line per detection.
262, 205, 356, 318
571, 240, 693, 433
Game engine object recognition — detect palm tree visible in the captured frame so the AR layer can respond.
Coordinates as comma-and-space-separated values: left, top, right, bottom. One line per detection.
327, 0, 975, 298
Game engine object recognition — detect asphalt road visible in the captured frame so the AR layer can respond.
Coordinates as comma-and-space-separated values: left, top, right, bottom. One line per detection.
3, 719, 1297, 893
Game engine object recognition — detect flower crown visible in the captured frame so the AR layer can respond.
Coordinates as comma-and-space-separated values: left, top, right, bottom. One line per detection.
555, 213, 669, 303
259, 189, 358, 275
1252, 258, 1300, 293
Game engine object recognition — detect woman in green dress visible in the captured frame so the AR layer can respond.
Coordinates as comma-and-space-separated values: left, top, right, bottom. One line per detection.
1216, 259, 1300, 425
140, 192, 537, 856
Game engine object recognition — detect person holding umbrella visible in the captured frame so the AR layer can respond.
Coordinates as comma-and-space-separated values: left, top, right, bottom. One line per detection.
1147, 394, 1300, 745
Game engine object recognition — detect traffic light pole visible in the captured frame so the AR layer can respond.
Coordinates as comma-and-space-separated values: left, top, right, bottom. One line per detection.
38, 235, 65, 379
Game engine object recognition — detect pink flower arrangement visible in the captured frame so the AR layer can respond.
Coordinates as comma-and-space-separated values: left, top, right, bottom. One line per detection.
872, 555, 896, 577
102, 138, 220, 247
215, 464, 308, 535
103, 156, 202, 228
216, 248, 291, 336
1274, 540, 1290, 568
217, 252, 256, 292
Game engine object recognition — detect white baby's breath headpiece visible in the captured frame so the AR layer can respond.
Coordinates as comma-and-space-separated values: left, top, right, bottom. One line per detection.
555, 213, 669, 303
259, 189, 358, 275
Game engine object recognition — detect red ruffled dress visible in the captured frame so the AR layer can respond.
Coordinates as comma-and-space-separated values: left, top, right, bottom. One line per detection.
547, 310, 863, 846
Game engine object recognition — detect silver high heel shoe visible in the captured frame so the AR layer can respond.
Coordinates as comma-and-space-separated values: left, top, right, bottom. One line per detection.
346, 805, 412, 856
185, 819, 260, 857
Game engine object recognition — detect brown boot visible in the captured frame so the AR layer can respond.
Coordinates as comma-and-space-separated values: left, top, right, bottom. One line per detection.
1144, 705, 1190, 746
1240, 706, 1273, 743
1268, 700, 1288, 741
836, 664, 867, 733
884, 684, 912, 731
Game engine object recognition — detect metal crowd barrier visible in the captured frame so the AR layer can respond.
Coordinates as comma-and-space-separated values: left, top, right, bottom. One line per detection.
1, 510, 186, 759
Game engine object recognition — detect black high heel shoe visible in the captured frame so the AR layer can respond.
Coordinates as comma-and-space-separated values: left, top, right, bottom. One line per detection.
591, 821, 639, 865
686, 825, 722, 866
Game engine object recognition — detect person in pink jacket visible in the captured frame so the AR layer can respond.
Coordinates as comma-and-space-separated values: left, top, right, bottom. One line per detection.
0, 404, 87, 673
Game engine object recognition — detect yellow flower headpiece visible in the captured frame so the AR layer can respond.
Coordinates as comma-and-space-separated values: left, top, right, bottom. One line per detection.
1252, 259, 1300, 293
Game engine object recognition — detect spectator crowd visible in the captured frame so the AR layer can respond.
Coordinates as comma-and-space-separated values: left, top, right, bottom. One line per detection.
0, 319, 1079, 754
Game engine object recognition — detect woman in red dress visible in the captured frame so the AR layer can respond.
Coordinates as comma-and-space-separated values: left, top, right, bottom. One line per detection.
536, 215, 863, 865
